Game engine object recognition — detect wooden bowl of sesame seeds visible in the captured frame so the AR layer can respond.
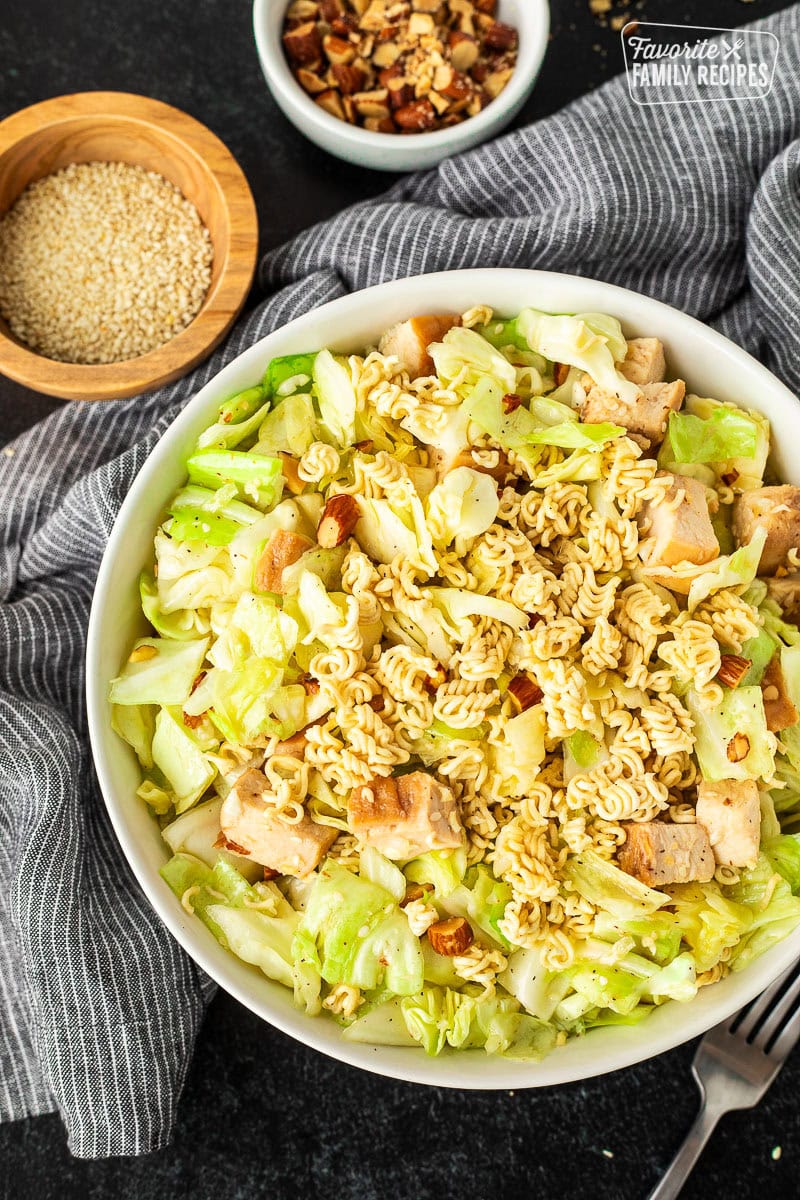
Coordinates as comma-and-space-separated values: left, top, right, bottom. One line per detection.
0, 92, 258, 402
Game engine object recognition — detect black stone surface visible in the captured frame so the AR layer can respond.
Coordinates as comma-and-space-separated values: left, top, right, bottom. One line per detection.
1, 0, 798, 1195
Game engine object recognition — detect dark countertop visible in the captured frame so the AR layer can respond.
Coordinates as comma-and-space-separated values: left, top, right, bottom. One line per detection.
1, 1, 797, 1196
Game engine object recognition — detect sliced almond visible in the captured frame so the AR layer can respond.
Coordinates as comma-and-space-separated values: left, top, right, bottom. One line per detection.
427, 916, 474, 956
280, 453, 306, 496
716, 654, 751, 689
317, 493, 361, 547
428, 89, 450, 115
726, 732, 751, 763
507, 673, 544, 712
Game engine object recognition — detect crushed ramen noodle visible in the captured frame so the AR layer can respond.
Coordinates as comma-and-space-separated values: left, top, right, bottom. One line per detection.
111, 304, 800, 1062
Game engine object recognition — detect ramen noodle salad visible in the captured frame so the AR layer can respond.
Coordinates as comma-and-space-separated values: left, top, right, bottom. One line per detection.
110, 305, 800, 1060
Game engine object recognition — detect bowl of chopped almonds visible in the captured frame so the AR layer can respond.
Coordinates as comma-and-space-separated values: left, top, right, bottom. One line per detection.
0, 92, 258, 402
254, 0, 549, 171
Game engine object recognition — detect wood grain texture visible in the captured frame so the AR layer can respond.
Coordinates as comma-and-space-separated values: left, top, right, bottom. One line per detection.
0, 92, 258, 401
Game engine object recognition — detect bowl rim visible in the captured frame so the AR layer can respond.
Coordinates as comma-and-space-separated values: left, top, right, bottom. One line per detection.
87, 267, 800, 1089
252, 0, 551, 155
0, 91, 259, 402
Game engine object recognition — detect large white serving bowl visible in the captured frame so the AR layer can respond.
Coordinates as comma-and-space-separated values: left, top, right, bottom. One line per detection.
252, 0, 550, 171
87, 268, 800, 1089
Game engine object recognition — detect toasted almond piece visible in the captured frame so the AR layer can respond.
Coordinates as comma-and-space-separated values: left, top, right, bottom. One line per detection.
353, 87, 391, 118
333, 62, 368, 93
364, 115, 397, 132
716, 654, 751, 690
287, 0, 321, 18
473, 0, 497, 12
408, 10, 435, 35
400, 882, 435, 908
283, 20, 323, 64
323, 33, 356, 63
502, 392, 522, 414
296, 67, 329, 94
128, 644, 157, 663
373, 40, 401, 67
432, 63, 455, 91
428, 90, 450, 115
315, 88, 346, 119
427, 916, 474, 957
331, 13, 358, 34
484, 66, 513, 99
279, 452, 305, 496
449, 0, 475, 35
182, 710, 204, 730
507, 673, 544, 712
413, 0, 444, 11
255, 530, 314, 594
359, 0, 388, 30
482, 19, 518, 51
726, 732, 751, 763
448, 30, 479, 71
318, 493, 361, 547
394, 97, 437, 130
760, 653, 799, 732
341, 93, 357, 123
319, 0, 344, 17
300, 673, 321, 695
387, 77, 416, 109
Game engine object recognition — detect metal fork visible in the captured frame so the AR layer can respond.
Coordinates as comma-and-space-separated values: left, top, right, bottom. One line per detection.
647, 959, 800, 1200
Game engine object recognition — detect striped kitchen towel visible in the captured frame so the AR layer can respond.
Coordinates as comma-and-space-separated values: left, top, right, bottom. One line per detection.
1, 4, 798, 1158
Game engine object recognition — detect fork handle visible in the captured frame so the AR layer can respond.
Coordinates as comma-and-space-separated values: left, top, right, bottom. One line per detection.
646, 1102, 724, 1200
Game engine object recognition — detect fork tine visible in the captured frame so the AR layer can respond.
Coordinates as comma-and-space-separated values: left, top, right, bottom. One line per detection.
755, 971, 800, 1052
728, 964, 798, 1039
768, 1002, 800, 1061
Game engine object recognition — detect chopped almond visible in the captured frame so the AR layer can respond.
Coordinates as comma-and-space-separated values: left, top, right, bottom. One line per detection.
502, 392, 522, 414
400, 882, 434, 907
507, 673, 543, 712
272, 731, 309, 759
255, 530, 314, 594
726, 732, 751, 763
283, 20, 323, 64
317, 493, 361, 548
716, 654, 751, 690
280, 452, 305, 496
427, 916, 474, 956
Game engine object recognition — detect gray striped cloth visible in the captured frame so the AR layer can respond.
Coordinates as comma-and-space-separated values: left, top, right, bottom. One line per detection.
1, 4, 798, 1158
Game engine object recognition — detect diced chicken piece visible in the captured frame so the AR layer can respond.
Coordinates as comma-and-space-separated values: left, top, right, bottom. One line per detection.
638, 472, 719, 570
760, 653, 798, 733
696, 778, 761, 869
254, 529, 314, 594
219, 768, 336, 877
428, 444, 512, 483
766, 574, 800, 623
378, 314, 461, 379
348, 771, 463, 860
619, 337, 666, 387
618, 821, 715, 887
581, 378, 685, 449
732, 486, 800, 575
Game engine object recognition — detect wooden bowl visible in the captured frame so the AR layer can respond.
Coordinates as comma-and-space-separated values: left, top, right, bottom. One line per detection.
0, 92, 258, 402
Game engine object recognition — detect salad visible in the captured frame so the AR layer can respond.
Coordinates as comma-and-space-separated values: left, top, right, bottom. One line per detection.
110, 304, 800, 1061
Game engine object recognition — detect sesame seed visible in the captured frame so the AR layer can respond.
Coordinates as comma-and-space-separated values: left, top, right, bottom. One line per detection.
0, 161, 213, 364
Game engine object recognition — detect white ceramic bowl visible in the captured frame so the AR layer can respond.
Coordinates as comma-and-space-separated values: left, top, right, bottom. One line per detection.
87, 268, 800, 1089
252, 0, 550, 171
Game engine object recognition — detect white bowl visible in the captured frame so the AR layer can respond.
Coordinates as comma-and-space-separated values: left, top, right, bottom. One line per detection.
252, 0, 550, 171
87, 268, 800, 1090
